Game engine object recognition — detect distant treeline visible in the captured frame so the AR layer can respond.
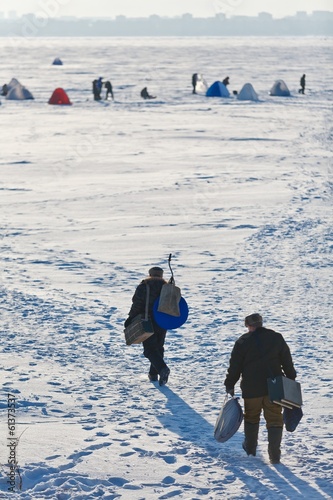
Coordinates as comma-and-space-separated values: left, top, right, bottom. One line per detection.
0, 11, 332, 37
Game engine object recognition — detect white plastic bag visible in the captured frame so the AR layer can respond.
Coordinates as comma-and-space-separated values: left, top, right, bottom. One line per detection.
157, 282, 181, 317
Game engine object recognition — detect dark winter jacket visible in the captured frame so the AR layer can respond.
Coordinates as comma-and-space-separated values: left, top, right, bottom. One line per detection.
127, 277, 167, 333
224, 326, 296, 398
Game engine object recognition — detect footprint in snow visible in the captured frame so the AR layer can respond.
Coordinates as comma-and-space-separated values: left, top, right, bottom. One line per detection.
162, 476, 175, 484
45, 454, 62, 460
67, 450, 93, 460
159, 489, 183, 499
175, 465, 191, 475
108, 477, 129, 486
160, 454, 177, 464
119, 451, 136, 457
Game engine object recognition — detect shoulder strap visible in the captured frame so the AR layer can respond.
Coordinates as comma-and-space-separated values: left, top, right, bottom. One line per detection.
144, 284, 150, 320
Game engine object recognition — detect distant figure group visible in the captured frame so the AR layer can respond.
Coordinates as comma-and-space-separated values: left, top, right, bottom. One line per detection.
299, 74, 306, 94
3, 71, 307, 105
192, 73, 230, 96
140, 87, 156, 100
92, 77, 114, 101
192, 71, 307, 99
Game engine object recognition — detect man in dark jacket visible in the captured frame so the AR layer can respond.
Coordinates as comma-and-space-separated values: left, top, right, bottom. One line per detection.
125, 266, 170, 386
192, 73, 198, 94
299, 74, 306, 94
140, 87, 156, 100
224, 313, 297, 464
104, 80, 114, 100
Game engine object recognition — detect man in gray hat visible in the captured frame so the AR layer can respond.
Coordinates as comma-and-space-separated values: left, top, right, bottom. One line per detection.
125, 266, 170, 386
224, 313, 297, 464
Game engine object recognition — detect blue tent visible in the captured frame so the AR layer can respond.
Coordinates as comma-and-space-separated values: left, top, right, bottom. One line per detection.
52, 57, 63, 66
206, 81, 230, 98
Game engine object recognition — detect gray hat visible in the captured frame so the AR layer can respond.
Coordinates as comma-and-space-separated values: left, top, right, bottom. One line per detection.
149, 266, 164, 277
245, 313, 263, 328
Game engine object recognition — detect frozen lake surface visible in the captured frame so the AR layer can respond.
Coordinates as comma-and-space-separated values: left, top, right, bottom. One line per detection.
0, 37, 332, 499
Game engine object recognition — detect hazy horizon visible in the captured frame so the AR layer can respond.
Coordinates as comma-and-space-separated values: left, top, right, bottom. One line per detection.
3, 0, 333, 19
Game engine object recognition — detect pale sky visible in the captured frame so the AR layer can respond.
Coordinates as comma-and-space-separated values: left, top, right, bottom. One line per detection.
1, 0, 332, 19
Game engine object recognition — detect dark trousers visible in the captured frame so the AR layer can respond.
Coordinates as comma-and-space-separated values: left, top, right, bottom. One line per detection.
143, 330, 167, 376
244, 396, 283, 428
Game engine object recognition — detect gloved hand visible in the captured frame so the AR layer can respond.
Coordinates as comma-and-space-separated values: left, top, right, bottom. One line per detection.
124, 317, 132, 327
226, 387, 235, 397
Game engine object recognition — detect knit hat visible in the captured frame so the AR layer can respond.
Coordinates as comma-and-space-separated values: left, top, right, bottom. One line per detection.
245, 313, 263, 328
149, 266, 164, 278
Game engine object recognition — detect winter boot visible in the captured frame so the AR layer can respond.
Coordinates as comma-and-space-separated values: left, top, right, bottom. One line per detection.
268, 426, 283, 464
159, 367, 170, 386
242, 422, 259, 456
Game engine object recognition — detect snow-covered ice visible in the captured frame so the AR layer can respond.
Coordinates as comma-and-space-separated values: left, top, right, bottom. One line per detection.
0, 36, 332, 498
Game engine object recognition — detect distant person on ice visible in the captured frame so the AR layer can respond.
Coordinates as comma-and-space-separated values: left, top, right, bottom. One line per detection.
299, 74, 306, 94
104, 80, 114, 100
224, 313, 297, 464
222, 76, 230, 87
140, 87, 156, 100
92, 77, 103, 101
124, 266, 170, 386
192, 73, 198, 94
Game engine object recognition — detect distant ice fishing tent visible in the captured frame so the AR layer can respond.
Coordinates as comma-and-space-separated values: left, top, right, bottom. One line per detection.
237, 83, 259, 101
270, 80, 290, 97
7, 78, 20, 91
52, 58, 63, 65
48, 88, 72, 105
6, 80, 34, 100
206, 81, 230, 98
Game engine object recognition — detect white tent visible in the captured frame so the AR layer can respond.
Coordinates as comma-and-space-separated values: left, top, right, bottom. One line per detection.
6, 83, 34, 100
7, 78, 20, 91
269, 79, 290, 97
5, 78, 34, 100
237, 83, 259, 101
195, 73, 208, 94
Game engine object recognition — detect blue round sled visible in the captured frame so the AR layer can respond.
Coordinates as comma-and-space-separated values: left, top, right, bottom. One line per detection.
153, 297, 189, 330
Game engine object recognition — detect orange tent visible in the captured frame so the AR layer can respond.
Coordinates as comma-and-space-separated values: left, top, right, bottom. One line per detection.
48, 88, 72, 105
